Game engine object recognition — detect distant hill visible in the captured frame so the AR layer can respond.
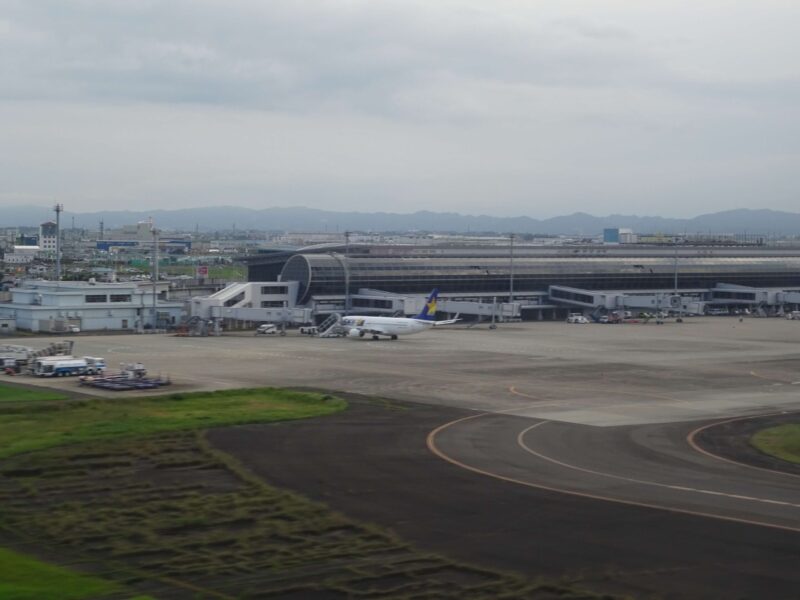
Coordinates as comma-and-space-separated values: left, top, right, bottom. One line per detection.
2, 206, 799, 236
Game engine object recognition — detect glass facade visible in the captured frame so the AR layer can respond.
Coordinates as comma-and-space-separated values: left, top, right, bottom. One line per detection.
280, 252, 800, 305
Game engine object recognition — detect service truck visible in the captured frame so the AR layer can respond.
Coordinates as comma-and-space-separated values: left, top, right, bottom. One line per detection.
83, 356, 106, 374
33, 357, 88, 377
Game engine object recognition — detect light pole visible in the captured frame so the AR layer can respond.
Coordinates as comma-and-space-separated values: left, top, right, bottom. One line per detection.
673, 239, 679, 294
54, 204, 63, 281
674, 238, 683, 322
509, 233, 515, 305
344, 231, 351, 316
152, 225, 159, 329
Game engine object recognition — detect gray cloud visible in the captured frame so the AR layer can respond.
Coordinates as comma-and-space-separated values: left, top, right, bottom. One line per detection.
0, 1, 798, 217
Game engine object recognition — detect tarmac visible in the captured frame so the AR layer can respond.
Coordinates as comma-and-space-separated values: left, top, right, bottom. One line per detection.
14, 317, 800, 598
23, 317, 800, 424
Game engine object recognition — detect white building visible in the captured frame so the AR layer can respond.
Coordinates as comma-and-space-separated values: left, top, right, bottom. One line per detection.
39, 221, 58, 256
0, 280, 183, 333
191, 281, 308, 323
4, 245, 41, 264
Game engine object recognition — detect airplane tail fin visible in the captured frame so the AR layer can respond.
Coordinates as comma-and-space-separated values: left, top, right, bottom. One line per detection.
414, 289, 439, 321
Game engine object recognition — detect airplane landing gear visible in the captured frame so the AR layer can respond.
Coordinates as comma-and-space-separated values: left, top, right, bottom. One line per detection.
391, 335, 398, 340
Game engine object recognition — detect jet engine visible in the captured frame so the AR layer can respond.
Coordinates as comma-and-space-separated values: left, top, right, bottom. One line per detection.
348, 328, 364, 338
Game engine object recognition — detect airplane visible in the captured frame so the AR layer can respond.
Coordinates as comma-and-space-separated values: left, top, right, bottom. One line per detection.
341, 289, 459, 340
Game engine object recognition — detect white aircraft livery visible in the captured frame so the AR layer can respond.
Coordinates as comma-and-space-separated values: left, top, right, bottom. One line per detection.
341, 289, 459, 340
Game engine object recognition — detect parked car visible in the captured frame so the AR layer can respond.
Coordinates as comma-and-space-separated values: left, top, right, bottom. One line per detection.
255, 323, 278, 335
67, 324, 81, 333
566, 314, 589, 324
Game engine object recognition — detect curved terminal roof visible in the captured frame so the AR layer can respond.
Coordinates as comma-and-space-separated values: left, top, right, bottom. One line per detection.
280, 250, 800, 305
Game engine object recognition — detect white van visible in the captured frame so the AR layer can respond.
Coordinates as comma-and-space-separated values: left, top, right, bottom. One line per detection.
255, 323, 278, 335
566, 314, 589, 324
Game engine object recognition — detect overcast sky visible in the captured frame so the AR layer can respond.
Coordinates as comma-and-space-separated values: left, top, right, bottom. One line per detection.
1, 1, 798, 218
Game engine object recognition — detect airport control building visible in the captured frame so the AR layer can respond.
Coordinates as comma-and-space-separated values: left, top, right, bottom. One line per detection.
191, 243, 800, 325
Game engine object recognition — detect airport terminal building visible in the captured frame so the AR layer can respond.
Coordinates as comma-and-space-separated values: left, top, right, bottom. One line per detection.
192, 243, 800, 325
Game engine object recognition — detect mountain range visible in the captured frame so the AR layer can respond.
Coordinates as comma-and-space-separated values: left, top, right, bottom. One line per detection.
3, 206, 800, 236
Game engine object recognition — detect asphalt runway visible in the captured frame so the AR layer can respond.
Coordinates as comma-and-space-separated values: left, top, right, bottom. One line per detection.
429, 411, 800, 532
15, 318, 800, 597
209, 398, 800, 600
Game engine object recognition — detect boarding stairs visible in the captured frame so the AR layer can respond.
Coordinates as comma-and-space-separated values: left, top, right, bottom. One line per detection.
28, 341, 74, 359
184, 316, 210, 336
317, 313, 343, 337
754, 302, 769, 318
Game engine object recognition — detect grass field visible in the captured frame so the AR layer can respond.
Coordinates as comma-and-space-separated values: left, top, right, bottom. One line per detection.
0, 384, 607, 599
0, 386, 346, 599
0, 387, 344, 458
0, 385, 68, 403
0, 547, 129, 600
751, 424, 800, 464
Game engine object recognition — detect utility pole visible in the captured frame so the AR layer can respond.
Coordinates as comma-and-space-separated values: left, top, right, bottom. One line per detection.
54, 203, 63, 281
673, 238, 679, 293
344, 231, 351, 316
509, 233, 516, 305
674, 237, 683, 323
152, 225, 159, 329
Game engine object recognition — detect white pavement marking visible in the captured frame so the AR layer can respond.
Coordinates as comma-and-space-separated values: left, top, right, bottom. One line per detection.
518, 421, 800, 510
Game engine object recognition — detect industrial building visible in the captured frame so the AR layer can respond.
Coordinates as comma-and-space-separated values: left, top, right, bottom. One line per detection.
96, 220, 192, 254
0, 280, 183, 333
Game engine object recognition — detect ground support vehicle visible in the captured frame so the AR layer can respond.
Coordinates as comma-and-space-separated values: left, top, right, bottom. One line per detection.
255, 323, 286, 336
33, 357, 88, 377
567, 314, 589, 324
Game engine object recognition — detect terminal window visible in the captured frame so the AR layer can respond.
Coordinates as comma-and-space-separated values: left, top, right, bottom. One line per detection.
110, 294, 132, 303
84, 294, 107, 303
261, 286, 288, 295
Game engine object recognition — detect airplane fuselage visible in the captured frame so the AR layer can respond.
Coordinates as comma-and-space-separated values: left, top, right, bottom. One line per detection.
341, 316, 433, 338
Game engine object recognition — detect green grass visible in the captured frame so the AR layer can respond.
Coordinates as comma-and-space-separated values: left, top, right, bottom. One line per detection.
0, 386, 610, 599
0, 547, 120, 600
0, 386, 345, 599
0, 387, 346, 459
751, 424, 800, 464
0, 385, 68, 403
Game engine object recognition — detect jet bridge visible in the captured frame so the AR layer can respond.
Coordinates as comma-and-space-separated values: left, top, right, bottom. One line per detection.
209, 305, 313, 325
710, 284, 800, 316
548, 285, 702, 315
